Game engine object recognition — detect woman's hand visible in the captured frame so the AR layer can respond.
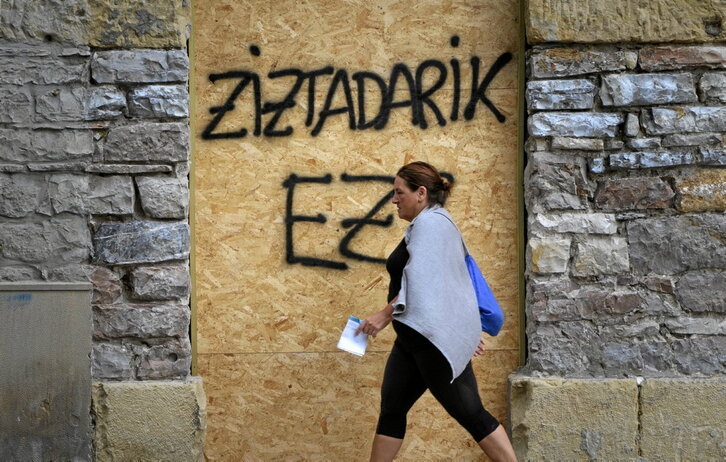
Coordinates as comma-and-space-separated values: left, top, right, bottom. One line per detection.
356, 304, 394, 338
473, 338, 486, 356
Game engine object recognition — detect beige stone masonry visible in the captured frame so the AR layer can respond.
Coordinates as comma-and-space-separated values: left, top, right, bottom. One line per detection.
527, 0, 725, 44
92, 378, 206, 462
510, 376, 726, 461
640, 377, 726, 461
509, 376, 639, 460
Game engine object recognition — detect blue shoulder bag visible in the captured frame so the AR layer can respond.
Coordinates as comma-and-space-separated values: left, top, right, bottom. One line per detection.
434, 210, 505, 336
464, 253, 505, 336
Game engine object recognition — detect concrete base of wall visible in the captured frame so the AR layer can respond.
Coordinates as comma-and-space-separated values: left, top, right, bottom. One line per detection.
509, 375, 726, 461
92, 377, 206, 462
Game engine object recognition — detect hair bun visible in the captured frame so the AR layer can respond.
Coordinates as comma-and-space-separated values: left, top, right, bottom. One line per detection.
441, 178, 452, 192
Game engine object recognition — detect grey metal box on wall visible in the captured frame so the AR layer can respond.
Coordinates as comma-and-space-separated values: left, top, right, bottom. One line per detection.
0, 283, 92, 461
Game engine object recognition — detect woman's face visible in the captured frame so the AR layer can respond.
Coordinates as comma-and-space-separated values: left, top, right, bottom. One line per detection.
392, 176, 427, 222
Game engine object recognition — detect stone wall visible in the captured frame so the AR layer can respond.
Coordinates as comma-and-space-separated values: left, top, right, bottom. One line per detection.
0, 1, 192, 381
523, 43, 726, 378
515, 2, 725, 459
0, 2, 204, 460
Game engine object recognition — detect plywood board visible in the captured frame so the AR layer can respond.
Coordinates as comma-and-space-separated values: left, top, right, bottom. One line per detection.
192, 0, 522, 459
199, 350, 518, 461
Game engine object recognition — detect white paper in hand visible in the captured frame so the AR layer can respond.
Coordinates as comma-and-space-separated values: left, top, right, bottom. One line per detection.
337, 316, 368, 356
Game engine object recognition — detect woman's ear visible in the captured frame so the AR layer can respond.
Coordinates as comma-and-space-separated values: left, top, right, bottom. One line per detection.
417, 185, 428, 202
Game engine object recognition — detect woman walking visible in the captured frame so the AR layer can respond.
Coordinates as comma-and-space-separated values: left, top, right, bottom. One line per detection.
357, 161, 517, 461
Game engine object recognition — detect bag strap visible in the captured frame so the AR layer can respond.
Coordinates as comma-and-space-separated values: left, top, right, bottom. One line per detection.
431, 210, 471, 257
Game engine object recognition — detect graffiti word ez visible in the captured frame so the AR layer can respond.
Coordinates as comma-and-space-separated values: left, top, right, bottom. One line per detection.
282, 172, 454, 270
202, 36, 512, 139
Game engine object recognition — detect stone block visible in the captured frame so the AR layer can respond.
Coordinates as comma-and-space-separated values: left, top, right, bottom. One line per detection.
532, 212, 617, 235
85, 164, 174, 174
525, 152, 589, 213
509, 376, 639, 461
90, 266, 122, 305
628, 214, 726, 275
665, 316, 725, 336
701, 147, 726, 166
528, 112, 622, 138
85, 86, 126, 120
27, 162, 89, 172
42, 263, 96, 282
551, 137, 603, 151
91, 50, 189, 84
527, 277, 580, 322
588, 157, 605, 174
643, 106, 726, 135
130, 265, 190, 301
92, 378, 205, 462
572, 236, 629, 277
0, 87, 32, 123
128, 85, 189, 118
88, 0, 190, 48
639, 340, 678, 375
93, 304, 190, 339
699, 72, 726, 102
599, 320, 660, 339
0, 0, 89, 45
662, 132, 722, 147
0, 55, 88, 85
524, 137, 549, 153
601, 73, 697, 106
627, 137, 661, 149
526, 322, 601, 374
526, 79, 596, 110
0, 173, 50, 218
676, 169, 726, 212
529, 49, 627, 78
93, 221, 190, 265
609, 150, 695, 169
640, 46, 726, 71
604, 139, 624, 150
0, 164, 27, 173
642, 275, 675, 294
91, 342, 134, 380
35, 86, 86, 122
136, 338, 192, 379
600, 342, 643, 371
528, 1, 725, 43
0, 265, 38, 281
641, 378, 726, 461
135, 176, 189, 219
595, 177, 674, 210
676, 270, 726, 313
0, 129, 93, 163
576, 289, 641, 320
672, 338, 725, 375
0, 216, 91, 264
48, 174, 134, 215
624, 113, 640, 137
103, 122, 189, 162
529, 237, 570, 274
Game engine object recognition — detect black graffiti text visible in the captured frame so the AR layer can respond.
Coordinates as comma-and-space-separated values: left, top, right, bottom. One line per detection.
202, 36, 512, 139
282, 172, 454, 270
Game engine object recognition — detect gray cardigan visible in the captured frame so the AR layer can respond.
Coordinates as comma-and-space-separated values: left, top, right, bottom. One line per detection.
392, 205, 481, 381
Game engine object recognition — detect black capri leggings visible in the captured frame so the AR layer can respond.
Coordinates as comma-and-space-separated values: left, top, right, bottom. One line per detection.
376, 321, 500, 442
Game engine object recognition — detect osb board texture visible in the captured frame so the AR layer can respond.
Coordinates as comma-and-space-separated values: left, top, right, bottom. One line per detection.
526, 0, 726, 44
192, 0, 521, 458
199, 350, 518, 461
